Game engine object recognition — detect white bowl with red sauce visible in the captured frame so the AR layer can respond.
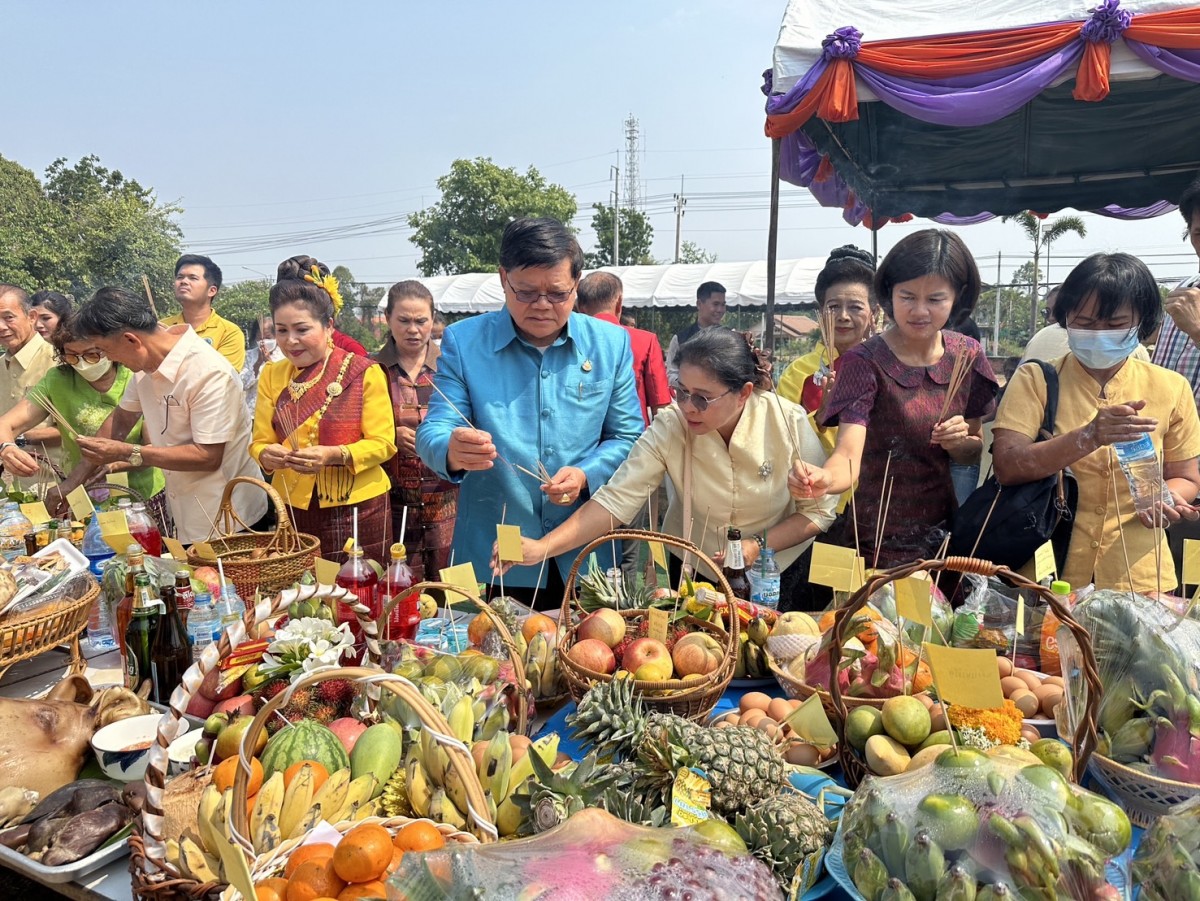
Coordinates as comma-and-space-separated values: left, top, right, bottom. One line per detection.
90, 713, 162, 782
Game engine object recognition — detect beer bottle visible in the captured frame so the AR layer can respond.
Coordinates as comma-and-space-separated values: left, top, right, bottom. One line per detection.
722, 526, 751, 602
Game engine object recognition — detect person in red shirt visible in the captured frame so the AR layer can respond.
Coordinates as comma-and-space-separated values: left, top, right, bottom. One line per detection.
577, 272, 671, 427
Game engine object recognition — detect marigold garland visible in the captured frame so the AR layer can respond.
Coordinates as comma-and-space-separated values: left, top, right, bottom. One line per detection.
946, 699, 1024, 746
304, 265, 344, 316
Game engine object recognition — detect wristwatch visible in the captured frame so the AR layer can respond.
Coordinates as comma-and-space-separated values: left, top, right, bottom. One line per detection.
128, 446, 143, 467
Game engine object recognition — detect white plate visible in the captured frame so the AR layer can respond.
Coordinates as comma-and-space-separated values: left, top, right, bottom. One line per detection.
0, 826, 130, 883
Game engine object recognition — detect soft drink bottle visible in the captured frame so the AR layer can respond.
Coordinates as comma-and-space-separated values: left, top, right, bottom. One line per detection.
337, 544, 379, 651
382, 543, 419, 641
127, 501, 162, 557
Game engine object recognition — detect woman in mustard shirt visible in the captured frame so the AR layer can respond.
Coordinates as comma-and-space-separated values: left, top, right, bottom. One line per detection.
250, 256, 397, 563
992, 253, 1200, 593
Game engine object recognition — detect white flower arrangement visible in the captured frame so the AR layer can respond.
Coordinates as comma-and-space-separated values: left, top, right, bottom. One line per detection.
260, 617, 354, 681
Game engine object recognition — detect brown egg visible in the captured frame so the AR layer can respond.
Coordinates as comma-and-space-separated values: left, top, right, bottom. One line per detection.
1021, 724, 1042, 745
1016, 670, 1043, 692
715, 712, 740, 727
767, 697, 794, 723
715, 719, 735, 728
996, 656, 1014, 677
1038, 685, 1064, 718
785, 742, 821, 766
1000, 676, 1027, 698
740, 691, 773, 714
757, 718, 781, 739
916, 693, 936, 710
509, 734, 532, 763
740, 709, 768, 729
1011, 688, 1040, 718
789, 698, 802, 710
1042, 675, 1065, 688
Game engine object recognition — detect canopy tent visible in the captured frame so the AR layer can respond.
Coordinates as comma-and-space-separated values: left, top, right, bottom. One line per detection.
383, 259, 826, 313
763, 0, 1200, 224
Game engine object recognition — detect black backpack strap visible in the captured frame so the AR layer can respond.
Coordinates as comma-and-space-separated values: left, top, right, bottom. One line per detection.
1028, 359, 1060, 440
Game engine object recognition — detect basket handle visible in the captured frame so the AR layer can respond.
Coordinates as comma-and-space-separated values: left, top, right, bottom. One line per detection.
826, 555, 1102, 785
209, 476, 301, 555
140, 583, 353, 874
230, 667, 497, 844
365, 580, 529, 736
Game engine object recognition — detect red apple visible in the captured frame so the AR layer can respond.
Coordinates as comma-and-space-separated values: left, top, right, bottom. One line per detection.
328, 717, 368, 754
576, 609, 627, 648
214, 694, 256, 717
671, 633, 723, 677
623, 637, 673, 680
192, 566, 222, 594
567, 638, 616, 675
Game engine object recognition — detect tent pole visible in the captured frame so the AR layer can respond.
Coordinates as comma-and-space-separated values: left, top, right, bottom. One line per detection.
766, 138, 781, 356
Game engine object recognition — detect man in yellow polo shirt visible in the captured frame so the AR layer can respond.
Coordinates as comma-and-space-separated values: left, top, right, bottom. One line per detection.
160, 254, 245, 371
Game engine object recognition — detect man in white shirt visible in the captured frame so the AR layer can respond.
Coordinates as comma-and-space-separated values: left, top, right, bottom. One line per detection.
50, 287, 267, 542
0, 284, 61, 481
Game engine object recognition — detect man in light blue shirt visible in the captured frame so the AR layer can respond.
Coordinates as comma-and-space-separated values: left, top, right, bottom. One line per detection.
416, 217, 643, 606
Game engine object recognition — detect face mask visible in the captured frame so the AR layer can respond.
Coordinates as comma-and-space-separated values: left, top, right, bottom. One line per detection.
260, 338, 277, 354
1067, 327, 1140, 369
432, 338, 442, 347
71, 357, 113, 382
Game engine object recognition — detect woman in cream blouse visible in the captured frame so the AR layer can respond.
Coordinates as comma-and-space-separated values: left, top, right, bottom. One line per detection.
493, 328, 836, 586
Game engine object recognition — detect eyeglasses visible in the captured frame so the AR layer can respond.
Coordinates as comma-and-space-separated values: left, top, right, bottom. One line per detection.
161, 393, 180, 434
62, 350, 106, 365
673, 385, 732, 413
504, 276, 577, 305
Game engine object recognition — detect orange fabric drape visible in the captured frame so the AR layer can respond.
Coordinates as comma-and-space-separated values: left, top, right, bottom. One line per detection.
858, 22, 1079, 77
1074, 40, 1112, 101
765, 59, 857, 137
1126, 8, 1200, 48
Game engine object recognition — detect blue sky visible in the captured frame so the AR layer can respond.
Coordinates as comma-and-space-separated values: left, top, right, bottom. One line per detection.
3, 1, 1195, 289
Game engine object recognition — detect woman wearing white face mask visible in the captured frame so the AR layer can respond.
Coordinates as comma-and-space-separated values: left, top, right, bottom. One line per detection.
0, 313, 168, 522
992, 253, 1200, 593
242, 316, 285, 419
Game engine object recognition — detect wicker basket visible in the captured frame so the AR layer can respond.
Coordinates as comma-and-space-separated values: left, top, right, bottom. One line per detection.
1087, 753, 1200, 828
0, 574, 98, 682
186, 477, 319, 600
826, 556, 1102, 789
130, 581, 358, 901
372, 579, 531, 735
559, 529, 739, 722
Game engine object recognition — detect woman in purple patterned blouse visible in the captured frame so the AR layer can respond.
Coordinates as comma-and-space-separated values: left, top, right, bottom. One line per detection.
789, 230, 998, 568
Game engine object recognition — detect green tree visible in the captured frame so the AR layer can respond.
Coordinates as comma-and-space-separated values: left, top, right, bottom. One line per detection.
0, 157, 61, 289
1001, 210, 1086, 335
214, 278, 271, 335
585, 204, 657, 267
678, 240, 716, 264
408, 158, 577, 276
333, 265, 386, 351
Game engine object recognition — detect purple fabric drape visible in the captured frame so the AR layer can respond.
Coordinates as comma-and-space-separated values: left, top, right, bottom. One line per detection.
1126, 40, 1200, 81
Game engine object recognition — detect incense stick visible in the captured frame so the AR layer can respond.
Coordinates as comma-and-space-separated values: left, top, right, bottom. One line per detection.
873, 452, 894, 565
1109, 456, 1136, 599
28, 390, 79, 439
847, 457, 861, 561
873, 477, 894, 571
817, 308, 839, 369
938, 350, 975, 423
428, 381, 551, 484
967, 487, 1003, 559
528, 544, 551, 612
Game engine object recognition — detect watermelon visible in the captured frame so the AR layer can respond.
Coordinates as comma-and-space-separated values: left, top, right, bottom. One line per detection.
260, 719, 350, 780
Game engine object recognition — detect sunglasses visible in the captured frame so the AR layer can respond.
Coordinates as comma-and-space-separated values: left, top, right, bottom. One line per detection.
673, 385, 732, 413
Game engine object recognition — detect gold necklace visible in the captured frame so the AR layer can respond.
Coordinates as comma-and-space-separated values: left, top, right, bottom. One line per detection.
287, 351, 332, 401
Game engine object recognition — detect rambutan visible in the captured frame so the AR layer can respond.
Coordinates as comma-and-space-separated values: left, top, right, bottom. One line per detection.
315, 678, 356, 714
255, 678, 290, 708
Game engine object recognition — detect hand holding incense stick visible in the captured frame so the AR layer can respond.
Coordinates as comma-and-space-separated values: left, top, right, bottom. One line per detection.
937, 349, 975, 424
428, 381, 551, 484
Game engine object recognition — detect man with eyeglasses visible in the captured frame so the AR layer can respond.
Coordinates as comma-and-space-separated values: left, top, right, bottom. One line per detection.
0, 283, 61, 482
417, 217, 642, 609
48, 287, 267, 542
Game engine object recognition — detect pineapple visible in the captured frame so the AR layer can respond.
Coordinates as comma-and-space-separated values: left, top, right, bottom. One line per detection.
517, 752, 614, 834
568, 678, 787, 818
577, 555, 662, 612
735, 792, 832, 891
377, 766, 411, 818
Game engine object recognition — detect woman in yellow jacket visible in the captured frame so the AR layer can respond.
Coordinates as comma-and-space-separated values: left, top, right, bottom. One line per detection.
250, 256, 397, 563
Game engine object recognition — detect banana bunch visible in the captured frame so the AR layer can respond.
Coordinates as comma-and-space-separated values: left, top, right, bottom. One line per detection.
166, 784, 227, 884
524, 628, 563, 699
412, 679, 514, 746
734, 615, 771, 679
403, 695, 482, 831
489, 732, 560, 837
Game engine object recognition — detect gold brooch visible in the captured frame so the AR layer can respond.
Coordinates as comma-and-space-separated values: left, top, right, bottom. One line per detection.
326, 382, 343, 398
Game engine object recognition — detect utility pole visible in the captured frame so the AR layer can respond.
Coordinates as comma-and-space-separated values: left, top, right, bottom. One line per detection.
611, 165, 620, 265
993, 251, 1002, 350
673, 176, 686, 263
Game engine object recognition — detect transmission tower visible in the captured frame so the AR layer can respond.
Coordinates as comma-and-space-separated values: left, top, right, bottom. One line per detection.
624, 115, 641, 210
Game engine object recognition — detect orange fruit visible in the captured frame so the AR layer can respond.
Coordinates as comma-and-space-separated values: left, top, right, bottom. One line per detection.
284, 761, 330, 794
467, 612, 493, 647
332, 823, 392, 884
213, 756, 264, 796
393, 820, 446, 853
338, 882, 388, 900
286, 857, 346, 901
284, 843, 335, 878
247, 792, 259, 820
522, 612, 557, 643
385, 846, 404, 875
256, 877, 290, 901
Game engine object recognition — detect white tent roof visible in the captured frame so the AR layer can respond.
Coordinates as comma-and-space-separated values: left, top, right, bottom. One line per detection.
392, 259, 825, 313
771, 0, 1186, 97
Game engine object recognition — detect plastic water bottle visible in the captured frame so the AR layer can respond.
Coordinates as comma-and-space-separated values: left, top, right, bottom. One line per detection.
1113, 433, 1174, 516
0, 502, 31, 562
187, 592, 220, 661
81, 515, 118, 651
748, 548, 782, 610
214, 582, 246, 631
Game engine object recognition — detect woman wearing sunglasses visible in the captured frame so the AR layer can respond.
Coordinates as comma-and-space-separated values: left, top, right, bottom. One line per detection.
492, 328, 837, 586
0, 313, 168, 525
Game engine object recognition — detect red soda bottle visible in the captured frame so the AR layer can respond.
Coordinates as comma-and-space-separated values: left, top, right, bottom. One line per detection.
336, 543, 379, 651
127, 502, 162, 557
383, 543, 420, 641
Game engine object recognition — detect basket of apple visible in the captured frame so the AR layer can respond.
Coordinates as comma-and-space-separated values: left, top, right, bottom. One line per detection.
558, 529, 739, 722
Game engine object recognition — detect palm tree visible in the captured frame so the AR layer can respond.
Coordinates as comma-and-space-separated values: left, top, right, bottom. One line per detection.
1002, 211, 1087, 335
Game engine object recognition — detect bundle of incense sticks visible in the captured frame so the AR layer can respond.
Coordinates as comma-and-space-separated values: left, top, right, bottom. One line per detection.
817, 308, 839, 369
427, 380, 551, 485
937, 350, 975, 422
28, 390, 78, 439
276, 403, 302, 451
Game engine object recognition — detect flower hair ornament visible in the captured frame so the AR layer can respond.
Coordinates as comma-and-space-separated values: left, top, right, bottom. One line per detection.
304, 265, 344, 316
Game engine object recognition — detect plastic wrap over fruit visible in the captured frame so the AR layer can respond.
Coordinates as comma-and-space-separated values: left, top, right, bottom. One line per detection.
831, 747, 1130, 900
1061, 589, 1200, 784
1132, 794, 1200, 897
386, 807, 781, 900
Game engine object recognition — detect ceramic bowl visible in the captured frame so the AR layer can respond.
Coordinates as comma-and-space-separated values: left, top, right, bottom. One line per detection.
166, 728, 204, 776
91, 713, 162, 782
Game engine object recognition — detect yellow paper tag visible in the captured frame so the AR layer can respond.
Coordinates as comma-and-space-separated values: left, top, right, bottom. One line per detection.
648, 541, 668, 571
66, 485, 95, 521
1184, 539, 1200, 587
440, 562, 479, 597
808, 543, 864, 592
924, 643, 1006, 710
314, 558, 341, 584
782, 692, 839, 749
1032, 541, 1056, 582
895, 576, 933, 628
1015, 595, 1026, 637
162, 536, 187, 560
670, 767, 711, 826
647, 607, 669, 644
19, 502, 52, 526
96, 510, 137, 555
107, 470, 129, 489
191, 541, 217, 561
496, 524, 524, 563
